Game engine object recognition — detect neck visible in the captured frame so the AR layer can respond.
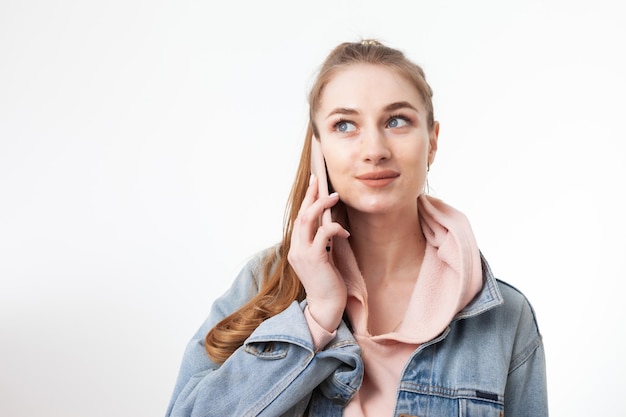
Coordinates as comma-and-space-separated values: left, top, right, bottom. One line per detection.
346, 204, 426, 284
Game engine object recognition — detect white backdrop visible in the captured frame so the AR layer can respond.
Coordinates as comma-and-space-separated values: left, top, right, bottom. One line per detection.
1, 1, 625, 416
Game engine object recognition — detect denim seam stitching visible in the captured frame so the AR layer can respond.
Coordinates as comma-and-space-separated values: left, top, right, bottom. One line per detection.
398, 384, 504, 405
242, 351, 315, 417
508, 335, 542, 374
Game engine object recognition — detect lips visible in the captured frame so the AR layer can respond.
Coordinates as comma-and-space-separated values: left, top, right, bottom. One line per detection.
356, 170, 400, 187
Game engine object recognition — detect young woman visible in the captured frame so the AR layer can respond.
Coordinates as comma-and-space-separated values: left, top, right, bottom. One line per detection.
166, 40, 548, 417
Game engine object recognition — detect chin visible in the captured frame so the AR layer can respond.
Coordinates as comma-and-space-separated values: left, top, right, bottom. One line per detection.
346, 193, 419, 216
350, 198, 397, 215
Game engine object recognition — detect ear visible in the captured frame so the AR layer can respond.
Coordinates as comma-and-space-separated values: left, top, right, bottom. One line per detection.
428, 121, 439, 167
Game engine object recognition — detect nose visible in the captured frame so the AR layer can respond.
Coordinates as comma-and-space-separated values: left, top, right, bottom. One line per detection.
361, 127, 391, 164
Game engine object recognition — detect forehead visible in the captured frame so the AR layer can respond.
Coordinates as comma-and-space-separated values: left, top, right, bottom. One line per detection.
318, 64, 424, 114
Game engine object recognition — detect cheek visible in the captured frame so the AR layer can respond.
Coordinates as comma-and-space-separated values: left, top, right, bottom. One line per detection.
400, 144, 429, 186
324, 158, 355, 198
320, 144, 349, 181
406, 141, 430, 168
323, 158, 343, 189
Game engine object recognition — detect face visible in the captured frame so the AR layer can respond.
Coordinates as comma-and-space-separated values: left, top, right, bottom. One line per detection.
314, 64, 439, 216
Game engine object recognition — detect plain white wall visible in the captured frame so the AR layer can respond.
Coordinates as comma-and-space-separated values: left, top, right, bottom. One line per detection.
1, 0, 624, 416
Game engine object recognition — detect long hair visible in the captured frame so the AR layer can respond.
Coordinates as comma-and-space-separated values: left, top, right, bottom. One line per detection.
205, 39, 435, 364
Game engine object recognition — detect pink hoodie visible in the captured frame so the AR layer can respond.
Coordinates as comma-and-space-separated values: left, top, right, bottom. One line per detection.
304, 194, 483, 416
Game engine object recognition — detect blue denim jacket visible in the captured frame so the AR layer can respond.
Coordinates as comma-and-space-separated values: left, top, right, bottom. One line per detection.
166, 248, 548, 416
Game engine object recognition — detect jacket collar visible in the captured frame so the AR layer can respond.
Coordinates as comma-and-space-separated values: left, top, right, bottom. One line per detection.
453, 253, 503, 321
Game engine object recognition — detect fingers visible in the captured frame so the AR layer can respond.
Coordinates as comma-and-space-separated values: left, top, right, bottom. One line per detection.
300, 174, 320, 209
312, 222, 350, 253
288, 176, 349, 329
296, 176, 339, 240
292, 175, 349, 254
293, 213, 350, 259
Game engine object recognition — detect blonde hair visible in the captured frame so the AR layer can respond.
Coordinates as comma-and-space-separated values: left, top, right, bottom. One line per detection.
205, 39, 435, 364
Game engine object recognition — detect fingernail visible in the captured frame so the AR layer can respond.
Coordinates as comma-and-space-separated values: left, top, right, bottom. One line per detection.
329, 192, 338, 199
309, 174, 316, 185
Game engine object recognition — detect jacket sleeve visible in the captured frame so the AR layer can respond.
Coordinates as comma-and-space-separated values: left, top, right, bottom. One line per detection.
503, 292, 549, 417
165, 250, 362, 417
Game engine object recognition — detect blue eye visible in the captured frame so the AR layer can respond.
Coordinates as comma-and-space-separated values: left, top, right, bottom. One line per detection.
387, 116, 409, 129
335, 120, 357, 133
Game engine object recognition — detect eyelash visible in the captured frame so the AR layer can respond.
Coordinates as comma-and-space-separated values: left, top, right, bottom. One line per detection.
387, 114, 412, 127
333, 118, 352, 130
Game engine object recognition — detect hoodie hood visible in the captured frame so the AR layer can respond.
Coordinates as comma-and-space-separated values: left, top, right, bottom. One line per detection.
332, 194, 484, 344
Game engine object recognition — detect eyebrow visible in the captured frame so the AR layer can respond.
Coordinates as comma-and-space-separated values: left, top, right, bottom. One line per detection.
325, 101, 419, 119
384, 101, 419, 113
325, 107, 359, 119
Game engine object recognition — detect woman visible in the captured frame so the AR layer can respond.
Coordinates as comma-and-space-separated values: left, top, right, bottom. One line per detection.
166, 40, 548, 417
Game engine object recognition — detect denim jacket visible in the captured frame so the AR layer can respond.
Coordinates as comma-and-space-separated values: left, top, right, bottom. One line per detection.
166, 247, 548, 417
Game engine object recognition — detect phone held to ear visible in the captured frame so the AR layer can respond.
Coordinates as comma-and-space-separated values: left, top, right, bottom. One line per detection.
310, 138, 333, 228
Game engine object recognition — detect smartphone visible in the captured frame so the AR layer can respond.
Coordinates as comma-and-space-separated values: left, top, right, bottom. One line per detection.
310, 138, 333, 227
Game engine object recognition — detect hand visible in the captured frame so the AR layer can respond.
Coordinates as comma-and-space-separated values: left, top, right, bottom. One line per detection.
287, 175, 350, 332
